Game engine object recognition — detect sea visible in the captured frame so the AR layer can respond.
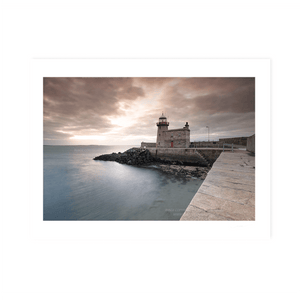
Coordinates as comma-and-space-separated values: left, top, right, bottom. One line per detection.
43, 145, 203, 220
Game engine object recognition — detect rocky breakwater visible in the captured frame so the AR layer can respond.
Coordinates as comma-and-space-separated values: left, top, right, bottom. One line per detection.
93, 148, 155, 165
93, 148, 210, 179
159, 165, 209, 180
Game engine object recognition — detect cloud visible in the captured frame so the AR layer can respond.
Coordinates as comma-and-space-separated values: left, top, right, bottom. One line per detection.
159, 77, 255, 115
43, 77, 146, 142
43, 77, 255, 145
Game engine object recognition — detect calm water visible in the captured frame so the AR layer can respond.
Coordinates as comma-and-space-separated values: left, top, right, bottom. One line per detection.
43, 145, 203, 220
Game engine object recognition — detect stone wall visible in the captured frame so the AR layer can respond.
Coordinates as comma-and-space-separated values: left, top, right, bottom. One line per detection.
190, 141, 239, 149
180, 151, 255, 221
156, 124, 169, 148
197, 149, 223, 165
190, 141, 222, 148
146, 147, 223, 166
163, 128, 190, 148
147, 148, 205, 165
141, 142, 156, 148
246, 134, 255, 153
219, 137, 248, 146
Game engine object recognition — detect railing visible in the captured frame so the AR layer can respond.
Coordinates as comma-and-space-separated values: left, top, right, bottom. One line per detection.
156, 122, 169, 126
223, 143, 233, 152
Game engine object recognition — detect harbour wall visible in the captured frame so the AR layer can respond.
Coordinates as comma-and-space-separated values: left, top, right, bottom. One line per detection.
246, 134, 255, 153
144, 147, 224, 166
219, 136, 248, 146
196, 149, 223, 165
180, 151, 255, 221
141, 142, 156, 148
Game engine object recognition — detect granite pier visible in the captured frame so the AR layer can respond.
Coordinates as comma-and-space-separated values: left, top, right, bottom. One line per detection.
180, 151, 255, 221
146, 147, 229, 167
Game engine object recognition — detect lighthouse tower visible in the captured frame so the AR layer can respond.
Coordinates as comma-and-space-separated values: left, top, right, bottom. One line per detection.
156, 113, 169, 148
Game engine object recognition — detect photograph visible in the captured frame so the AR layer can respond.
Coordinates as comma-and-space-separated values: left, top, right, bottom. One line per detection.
5, 2, 297, 299
43, 77, 255, 221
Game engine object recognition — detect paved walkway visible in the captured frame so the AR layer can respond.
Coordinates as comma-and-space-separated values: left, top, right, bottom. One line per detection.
189, 148, 234, 150
180, 151, 255, 221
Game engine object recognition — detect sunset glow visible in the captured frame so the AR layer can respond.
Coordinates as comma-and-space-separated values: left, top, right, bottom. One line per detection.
44, 77, 255, 145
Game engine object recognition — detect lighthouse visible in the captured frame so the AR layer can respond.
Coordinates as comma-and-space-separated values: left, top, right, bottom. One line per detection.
150, 113, 190, 148
156, 113, 169, 148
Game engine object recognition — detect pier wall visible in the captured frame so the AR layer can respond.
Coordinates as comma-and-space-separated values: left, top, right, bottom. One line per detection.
197, 149, 223, 165
141, 142, 156, 148
180, 151, 255, 221
246, 134, 255, 153
147, 148, 200, 163
191, 141, 221, 148
219, 136, 248, 146
144, 147, 224, 166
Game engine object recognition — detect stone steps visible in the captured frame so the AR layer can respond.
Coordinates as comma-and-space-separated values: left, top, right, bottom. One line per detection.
195, 151, 210, 167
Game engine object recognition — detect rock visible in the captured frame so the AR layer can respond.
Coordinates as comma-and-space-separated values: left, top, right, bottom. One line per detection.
93, 148, 210, 180
94, 148, 156, 166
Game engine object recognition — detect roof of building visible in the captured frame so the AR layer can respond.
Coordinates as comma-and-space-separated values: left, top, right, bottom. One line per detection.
159, 113, 167, 119
166, 128, 189, 132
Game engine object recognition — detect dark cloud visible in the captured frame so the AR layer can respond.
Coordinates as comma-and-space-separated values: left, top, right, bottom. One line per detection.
43, 77, 255, 144
44, 77, 144, 116
43, 77, 145, 142
160, 77, 255, 115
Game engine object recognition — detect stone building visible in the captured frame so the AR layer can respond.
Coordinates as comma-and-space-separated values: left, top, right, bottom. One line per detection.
156, 113, 190, 148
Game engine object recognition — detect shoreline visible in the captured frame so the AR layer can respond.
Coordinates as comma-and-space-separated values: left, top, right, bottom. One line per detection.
93, 147, 211, 180
140, 163, 210, 180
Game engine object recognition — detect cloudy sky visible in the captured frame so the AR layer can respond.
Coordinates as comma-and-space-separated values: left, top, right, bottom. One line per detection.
43, 77, 255, 145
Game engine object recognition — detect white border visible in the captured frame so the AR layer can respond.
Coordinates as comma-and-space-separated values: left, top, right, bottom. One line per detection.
30, 59, 270, 240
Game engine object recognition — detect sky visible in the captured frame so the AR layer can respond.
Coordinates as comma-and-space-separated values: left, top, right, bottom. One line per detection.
43, 77, 255, 145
